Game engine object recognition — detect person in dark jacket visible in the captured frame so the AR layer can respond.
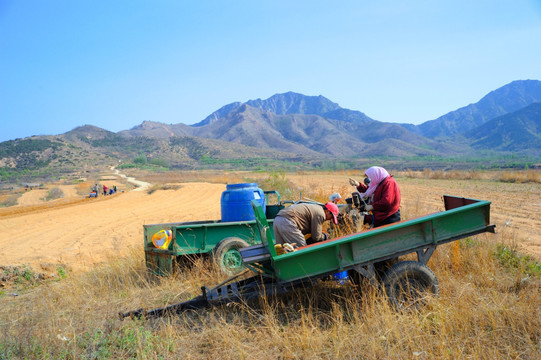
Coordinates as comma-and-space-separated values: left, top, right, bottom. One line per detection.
349, 166, 401, 228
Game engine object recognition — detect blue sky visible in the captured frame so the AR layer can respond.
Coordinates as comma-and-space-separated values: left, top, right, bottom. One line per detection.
1, 1, 541, 143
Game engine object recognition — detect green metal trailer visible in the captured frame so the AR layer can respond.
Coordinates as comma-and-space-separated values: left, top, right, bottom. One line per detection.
144, 191, 283, 275
121, 195, 495, 319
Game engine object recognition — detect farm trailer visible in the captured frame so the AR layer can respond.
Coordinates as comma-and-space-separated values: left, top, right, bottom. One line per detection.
121, 195, 495, 319
144, 191, 283, 275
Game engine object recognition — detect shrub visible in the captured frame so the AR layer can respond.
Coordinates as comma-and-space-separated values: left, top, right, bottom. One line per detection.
0, 193, 20, 207
133, 155, 147, 165
43, 187, 64, 201
148, 158, 170, 168
495, 244, 541, 277
258, 170, 298, 199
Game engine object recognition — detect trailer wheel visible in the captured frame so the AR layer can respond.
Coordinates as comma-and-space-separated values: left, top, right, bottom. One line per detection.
382, 261, 439, 310
374, 257, 399, 280
213, 237, 249, 275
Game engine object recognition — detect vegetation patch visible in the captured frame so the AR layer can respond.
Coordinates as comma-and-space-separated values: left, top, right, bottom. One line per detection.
1, 265, 41, 289
253, 170, 299, 200
78, 134, 158, 154
495, 244, 541, 277
146, 184, 183, 195
43, 186, 64, 201
0, 192, 20, 207
0, 138, 61, 158
119, 155, 171, 171
0, 265, 68, 292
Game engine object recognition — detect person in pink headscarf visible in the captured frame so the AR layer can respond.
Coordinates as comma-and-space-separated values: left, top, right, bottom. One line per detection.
348, 166, 401, 227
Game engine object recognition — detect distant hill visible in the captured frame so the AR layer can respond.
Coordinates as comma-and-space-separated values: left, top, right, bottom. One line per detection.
168, 92, 450, 157
245, 92, 342, 115
464, 102, 541, 151
194, 104, 323, 155
104, 81, 540, 160
0, 134, 116, 184
117, 121, 193, 138
193, 102, 243, 127
64, 124, 305, 164
416, 80, 541, 138
195, 92, 374, 126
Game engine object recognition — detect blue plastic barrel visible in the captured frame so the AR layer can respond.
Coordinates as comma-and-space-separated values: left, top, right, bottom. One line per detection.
221, 183, 265, 222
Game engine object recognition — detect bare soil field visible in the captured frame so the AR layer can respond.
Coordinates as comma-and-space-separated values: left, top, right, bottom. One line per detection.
0, 171, 539, 275
0, 176, 226, 274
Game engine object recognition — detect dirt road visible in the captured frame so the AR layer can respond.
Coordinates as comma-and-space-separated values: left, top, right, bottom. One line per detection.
114, 168, 151, 192
0, 173, 539, 275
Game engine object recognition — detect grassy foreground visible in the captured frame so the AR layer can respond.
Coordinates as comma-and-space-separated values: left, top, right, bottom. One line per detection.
1, 234, 540, 358
1, 170, 540, 359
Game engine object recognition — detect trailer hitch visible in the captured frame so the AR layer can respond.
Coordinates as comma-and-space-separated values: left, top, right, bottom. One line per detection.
118, 296, 209, 320
119, 270, 317, 320
119, 269, 254, 320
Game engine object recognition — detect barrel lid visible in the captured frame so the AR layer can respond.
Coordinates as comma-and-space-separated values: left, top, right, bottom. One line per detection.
226, 183, 258, 189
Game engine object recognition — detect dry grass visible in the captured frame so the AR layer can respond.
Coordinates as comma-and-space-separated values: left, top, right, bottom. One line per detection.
43, 186, 64, 201
399, 169, 541, 184
1, 234, 539, 359
124, 168, 541, 189
0, 192, 20, 207
1, 170, 540, 359
146, 184, 184, 195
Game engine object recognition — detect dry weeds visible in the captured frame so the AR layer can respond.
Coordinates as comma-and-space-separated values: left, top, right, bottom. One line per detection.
1, 170, 540, 359
399, 169, 541, 184
1, 234, 539, 359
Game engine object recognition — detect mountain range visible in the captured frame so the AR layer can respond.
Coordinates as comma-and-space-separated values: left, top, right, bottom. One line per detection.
118, 79, 541, 157
1, 79, 540, 183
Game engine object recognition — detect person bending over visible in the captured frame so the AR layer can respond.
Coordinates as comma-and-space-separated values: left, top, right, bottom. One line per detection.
273, 202, 339, 248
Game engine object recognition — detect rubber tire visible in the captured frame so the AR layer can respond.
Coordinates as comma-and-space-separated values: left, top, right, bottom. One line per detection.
212, 237, 249, 275
347, 257, 400, 287
374, 257, 399, 281
382, 260, 439, 310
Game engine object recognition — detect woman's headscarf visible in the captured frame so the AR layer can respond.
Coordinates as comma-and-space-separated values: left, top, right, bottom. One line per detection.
360, 166, 390, 200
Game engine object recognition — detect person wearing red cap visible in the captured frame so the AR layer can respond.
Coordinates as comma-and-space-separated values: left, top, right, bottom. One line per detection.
273, 202, 339, 248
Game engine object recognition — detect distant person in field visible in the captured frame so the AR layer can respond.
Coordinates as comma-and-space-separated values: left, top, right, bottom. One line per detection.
329, 192, 342, 204
273, 202, 339, 247
348, 166, 401, 228
103, 184, 108, 196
